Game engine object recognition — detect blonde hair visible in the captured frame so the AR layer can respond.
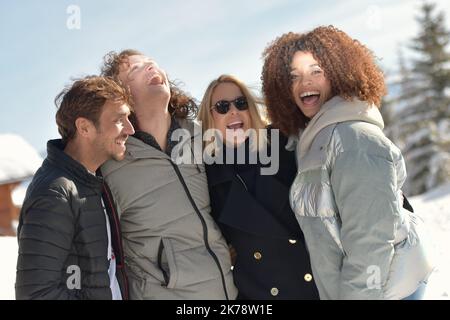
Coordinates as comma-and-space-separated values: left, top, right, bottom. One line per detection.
198, 74, 268, 154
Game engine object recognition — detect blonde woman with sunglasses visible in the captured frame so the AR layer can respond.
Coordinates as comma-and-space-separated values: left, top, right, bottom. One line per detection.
197, 74, 319, 300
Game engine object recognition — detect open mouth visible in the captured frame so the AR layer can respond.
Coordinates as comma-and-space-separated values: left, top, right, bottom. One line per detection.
147, 74, 163, 85
115, 137, 127, 148
226, 121, 244, 130
300, 91, 321, 106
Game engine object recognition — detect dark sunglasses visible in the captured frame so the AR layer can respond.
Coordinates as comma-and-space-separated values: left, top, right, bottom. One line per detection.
211, 96, 249, 114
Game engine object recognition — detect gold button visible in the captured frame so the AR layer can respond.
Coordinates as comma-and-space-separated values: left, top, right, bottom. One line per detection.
288, 239, 297, 244
304, 273, 313, 282
270, 287, 279, 296
253, 252, 262, 260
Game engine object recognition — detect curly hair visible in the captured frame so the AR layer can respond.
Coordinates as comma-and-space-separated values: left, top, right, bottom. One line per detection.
261, 26, 387, 135
55, 75, 132, 143
101, 49, 198, 122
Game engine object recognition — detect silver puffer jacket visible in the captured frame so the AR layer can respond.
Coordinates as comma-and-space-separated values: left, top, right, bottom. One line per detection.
289, 96, 434, 300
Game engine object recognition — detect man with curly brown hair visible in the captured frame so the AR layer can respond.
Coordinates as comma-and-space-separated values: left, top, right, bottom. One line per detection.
99, 50, 237, 300
16, 76, 135, 299
261, 26, 434, 300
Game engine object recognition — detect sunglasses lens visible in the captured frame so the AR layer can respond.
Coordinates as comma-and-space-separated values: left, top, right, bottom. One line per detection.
213, 97, 248, 114
215, 101, 230, 114
234, 97, 248, 110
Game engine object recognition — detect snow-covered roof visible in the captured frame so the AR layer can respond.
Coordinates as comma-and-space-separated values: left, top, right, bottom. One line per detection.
0, 134, 43, 185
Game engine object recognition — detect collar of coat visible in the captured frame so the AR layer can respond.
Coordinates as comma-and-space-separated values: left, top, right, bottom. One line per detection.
101, 118, 203, 178
125, 118, 201, 160
206, 162, 298, 238
287, 96, 384, 158
132, 116, 181, 156
46, 139, 103, 190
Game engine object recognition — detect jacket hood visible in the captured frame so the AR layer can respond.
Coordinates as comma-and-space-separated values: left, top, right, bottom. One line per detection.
298, 96, 384, 157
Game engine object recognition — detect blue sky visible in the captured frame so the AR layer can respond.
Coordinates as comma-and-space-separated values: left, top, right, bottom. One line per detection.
1, 0, 449, 152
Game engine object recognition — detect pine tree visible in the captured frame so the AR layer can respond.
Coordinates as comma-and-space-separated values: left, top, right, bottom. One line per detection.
411, 3, 450, 100
383, 47, 411, 147
386, 2, 450, 196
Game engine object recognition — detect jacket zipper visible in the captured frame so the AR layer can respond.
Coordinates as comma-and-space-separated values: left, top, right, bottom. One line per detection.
168, 160, 230, 300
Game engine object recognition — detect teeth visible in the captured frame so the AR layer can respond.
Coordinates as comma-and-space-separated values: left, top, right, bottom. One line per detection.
300, 91, 320, 98
228, 121, 243, 126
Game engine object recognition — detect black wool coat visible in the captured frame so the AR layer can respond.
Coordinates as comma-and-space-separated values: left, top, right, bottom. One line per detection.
206, 134, 320, 300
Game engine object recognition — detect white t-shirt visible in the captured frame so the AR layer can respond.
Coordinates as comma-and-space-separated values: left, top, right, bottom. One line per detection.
101, 198, 122, 300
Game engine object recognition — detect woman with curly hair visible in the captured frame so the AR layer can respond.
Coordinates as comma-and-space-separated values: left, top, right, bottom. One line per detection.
261, 26, 434, 300
198, 74, 319, 299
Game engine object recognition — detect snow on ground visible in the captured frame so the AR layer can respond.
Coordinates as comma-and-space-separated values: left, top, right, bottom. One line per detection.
1, 183, 449, 300
0, 236, 17, 300
409, 183, 450, 300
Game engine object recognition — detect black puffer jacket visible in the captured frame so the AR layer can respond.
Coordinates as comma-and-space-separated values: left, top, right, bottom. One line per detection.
16, 139, 128, 299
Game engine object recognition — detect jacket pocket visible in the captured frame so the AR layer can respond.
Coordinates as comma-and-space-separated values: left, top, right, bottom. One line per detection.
157, 237, 178, 289
384, 214, 435, 299
124, 260, 146, 300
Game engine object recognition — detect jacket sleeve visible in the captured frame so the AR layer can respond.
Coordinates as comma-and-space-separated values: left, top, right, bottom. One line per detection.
16, 191, 86, 300
330, 149, 400, 300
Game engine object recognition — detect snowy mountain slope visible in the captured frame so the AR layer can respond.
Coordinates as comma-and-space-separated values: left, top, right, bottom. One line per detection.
409, 183, 450, 300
